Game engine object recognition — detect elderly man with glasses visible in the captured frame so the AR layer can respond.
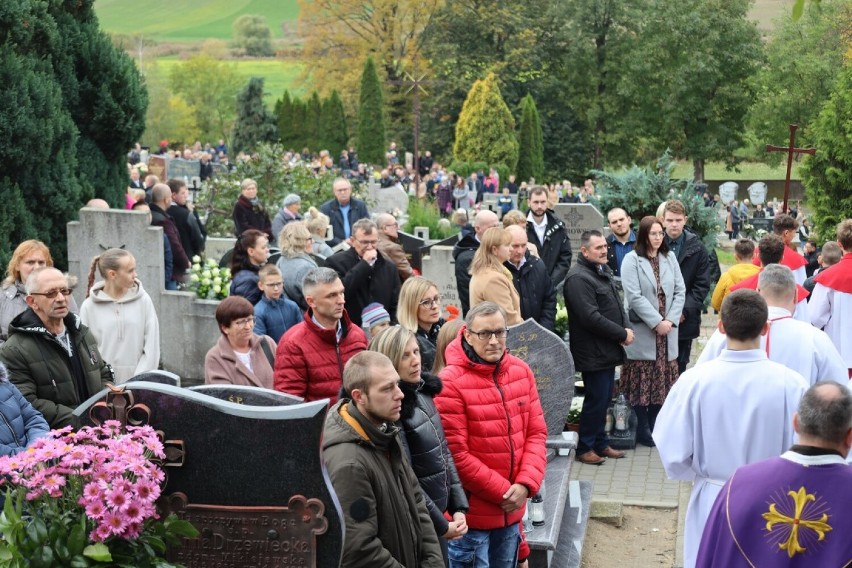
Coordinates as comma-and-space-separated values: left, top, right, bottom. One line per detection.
325, 218, 401, 327
375, 212, 414, 281
0, 267, 113, 428
435, 302, 547, 567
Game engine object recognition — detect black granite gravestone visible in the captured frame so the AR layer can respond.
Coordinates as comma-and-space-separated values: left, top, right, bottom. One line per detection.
74, 383, 342, 568
126, 370, 181, 387
396, 231, 426, 271
506, 319, 575, 438
188, 385, 304, 406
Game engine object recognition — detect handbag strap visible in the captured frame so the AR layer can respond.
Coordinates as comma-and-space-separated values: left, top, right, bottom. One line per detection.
259, 337, 275, 369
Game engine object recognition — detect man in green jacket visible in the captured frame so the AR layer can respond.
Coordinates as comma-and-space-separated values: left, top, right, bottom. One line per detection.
322, 351, 444, 568
0, 268, 113, 428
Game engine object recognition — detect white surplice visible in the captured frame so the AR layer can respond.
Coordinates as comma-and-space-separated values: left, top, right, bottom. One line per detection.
653, 349, 808, 568
811, 282, 852, 369
697, 306, 848, 385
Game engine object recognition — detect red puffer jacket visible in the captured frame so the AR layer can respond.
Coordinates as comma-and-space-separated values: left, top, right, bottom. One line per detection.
273, 309, 367, 403
435, 329, 547, 530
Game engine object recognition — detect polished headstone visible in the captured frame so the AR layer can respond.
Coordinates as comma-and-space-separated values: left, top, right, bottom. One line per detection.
506, 319, 575, 438
188, 385, 303, 406
74, 383, 342, 568
552, 204, 605, 263
396, 231, 426, 271
126, 370, 181, 387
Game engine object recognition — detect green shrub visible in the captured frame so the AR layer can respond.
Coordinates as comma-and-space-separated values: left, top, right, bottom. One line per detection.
404, 200, 458, 240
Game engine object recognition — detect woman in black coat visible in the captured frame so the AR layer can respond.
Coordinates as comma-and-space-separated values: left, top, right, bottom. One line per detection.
232, 178, 272, 239
367, 326, 468, 565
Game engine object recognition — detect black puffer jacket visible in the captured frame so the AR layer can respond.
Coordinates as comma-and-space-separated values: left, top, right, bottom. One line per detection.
398, 373, 468, 537
563, 255, 629, 372
452, 233, 479, 316
415, 321, 443, 373
505, 253, 557, 331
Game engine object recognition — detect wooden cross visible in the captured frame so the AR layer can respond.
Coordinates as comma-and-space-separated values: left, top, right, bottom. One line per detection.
390, 58, 437, 186
766, 124, 816, 214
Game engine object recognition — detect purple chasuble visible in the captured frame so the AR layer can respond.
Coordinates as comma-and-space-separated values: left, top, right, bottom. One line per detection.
697, 455, 852, 567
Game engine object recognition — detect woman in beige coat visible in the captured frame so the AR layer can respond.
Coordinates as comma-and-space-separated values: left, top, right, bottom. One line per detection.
469, 227, 523, 325
205, 296, 276, 388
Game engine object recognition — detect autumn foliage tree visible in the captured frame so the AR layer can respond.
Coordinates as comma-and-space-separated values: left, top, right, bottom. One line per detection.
453, 73, 518, 172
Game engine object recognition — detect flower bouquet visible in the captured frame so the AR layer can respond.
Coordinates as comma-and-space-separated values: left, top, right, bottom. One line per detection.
0, 421, 197, 567
187, 255, 231, 300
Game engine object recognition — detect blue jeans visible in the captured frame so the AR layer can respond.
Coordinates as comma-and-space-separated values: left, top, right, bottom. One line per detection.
578, 368, 615, 454
448, 524, 520, 568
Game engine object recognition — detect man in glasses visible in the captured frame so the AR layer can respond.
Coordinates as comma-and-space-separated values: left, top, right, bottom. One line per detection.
325, 219, 400, 327
375, 213, 413, 281
435, 302, 547, 567
0, 267, 113, 429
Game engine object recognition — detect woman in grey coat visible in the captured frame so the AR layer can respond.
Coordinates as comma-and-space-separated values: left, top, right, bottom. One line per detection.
276, 222, 317, 311
620, 216, 685, 446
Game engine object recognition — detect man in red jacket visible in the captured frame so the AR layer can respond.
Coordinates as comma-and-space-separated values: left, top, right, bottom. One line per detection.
273, 267, 367, 403
435, 302, 547, 567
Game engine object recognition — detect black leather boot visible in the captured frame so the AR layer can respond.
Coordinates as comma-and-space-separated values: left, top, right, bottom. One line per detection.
635, 406, 656, 447
648, 404, 662, 432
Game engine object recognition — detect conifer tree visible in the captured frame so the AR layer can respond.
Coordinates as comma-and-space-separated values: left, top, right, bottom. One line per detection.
276, 90, 294, 148
516, 94, 544, 182
305, 91, 322, 151
800, 62, 852, 241
232, 78, 278, 155
290, 98, 308, 151
453, 73, 518, 171
319, 90, 349, 156
358, 57, 387, 165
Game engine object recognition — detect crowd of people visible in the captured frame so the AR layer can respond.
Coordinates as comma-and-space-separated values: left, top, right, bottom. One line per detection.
1, 133, 851, 567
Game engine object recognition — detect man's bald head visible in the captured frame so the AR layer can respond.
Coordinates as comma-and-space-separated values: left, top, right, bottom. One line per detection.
506, 224, 528, 265
85, 198, 110, 209
151, 183, 172, 206
474, 210, 499, 237
795, 381, 852, 454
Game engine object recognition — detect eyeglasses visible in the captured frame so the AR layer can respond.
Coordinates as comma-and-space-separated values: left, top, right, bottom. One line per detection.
418, 295, 443, 308
649, 231, 665, 237
233, 317, 255, 327
383, 223, 399, 229
29, 287, 72, 299
467, 328, 508, 341
264, 282, 284, 288
355, 239, 378, 247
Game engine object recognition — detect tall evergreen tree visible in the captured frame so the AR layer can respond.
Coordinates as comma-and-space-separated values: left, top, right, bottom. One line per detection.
275, 90, 292, 146
800, 62, 852, 242
290, 98, 308, 151
453, 73, 518, 171
319, 90, 349, 156
516, 94, 544, 182
358, 57, 387, 165
232, 77, 278, 155
305, 91, 322, 151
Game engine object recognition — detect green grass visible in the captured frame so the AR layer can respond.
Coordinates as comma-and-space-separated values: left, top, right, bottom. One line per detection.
151, 57, 305, 103
715, 249, 736, 267
96, 0, 299, 42
671, 160, 802, 181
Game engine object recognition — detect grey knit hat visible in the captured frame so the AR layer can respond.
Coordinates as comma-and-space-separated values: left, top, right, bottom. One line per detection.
283, 193, 301, 207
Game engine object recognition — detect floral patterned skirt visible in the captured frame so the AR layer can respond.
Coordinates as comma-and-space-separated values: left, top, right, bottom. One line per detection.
618, 333, 679, 407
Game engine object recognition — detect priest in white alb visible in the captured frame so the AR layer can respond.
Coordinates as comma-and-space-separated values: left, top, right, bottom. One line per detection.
654, 289, 809, 568
810, 218, 852, 380
698, 264, 847, 385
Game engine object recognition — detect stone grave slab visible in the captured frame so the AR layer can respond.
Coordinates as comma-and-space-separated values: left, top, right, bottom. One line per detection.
364, 183, 409, 216
421, 244, 461, 320
126, 370, 181, 387
747, 182, 767, 205
552, 204, 605, 263
74, 383, 343, 567
188, 384, 304, 406
719, 181, 739, 205
397, 231, 426, 271
413, 226, 430, 241
506, 319, 575, 439
168, 158, 201, 182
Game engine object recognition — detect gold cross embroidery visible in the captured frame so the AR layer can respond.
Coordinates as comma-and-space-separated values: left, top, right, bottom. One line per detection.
762, 486, 832, 558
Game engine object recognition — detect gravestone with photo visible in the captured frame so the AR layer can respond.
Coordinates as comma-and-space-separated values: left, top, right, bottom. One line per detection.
718, 181, 739, 205
188, 385, 304, 406
74, 383, 343, 568
552, 204, 606, 262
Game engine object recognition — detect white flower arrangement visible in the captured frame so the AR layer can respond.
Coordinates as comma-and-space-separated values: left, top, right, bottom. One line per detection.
187, 255, 231, 300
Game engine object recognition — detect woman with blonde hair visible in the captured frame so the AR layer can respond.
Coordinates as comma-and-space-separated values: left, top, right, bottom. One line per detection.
1, 240, 79, 345
365, 326, 468, 562
397, 276, 444, 371
80, 248, 159, 383
431, 318, 463, 374
276, 221, 317, 311
469, 227, 523, 325
303, 206, 334, 259
232, 178, 272, 238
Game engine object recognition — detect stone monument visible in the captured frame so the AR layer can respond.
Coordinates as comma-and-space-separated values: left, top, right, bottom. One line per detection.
719, 181, 739, 205
746, 182, 767, 205
551, 204, 605, 262
420, 245, 461, 320
74, 383, 343, 568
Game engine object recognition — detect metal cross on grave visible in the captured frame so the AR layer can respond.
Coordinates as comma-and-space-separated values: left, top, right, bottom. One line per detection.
389, 58, 440, 187
765, 124, 816, 214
